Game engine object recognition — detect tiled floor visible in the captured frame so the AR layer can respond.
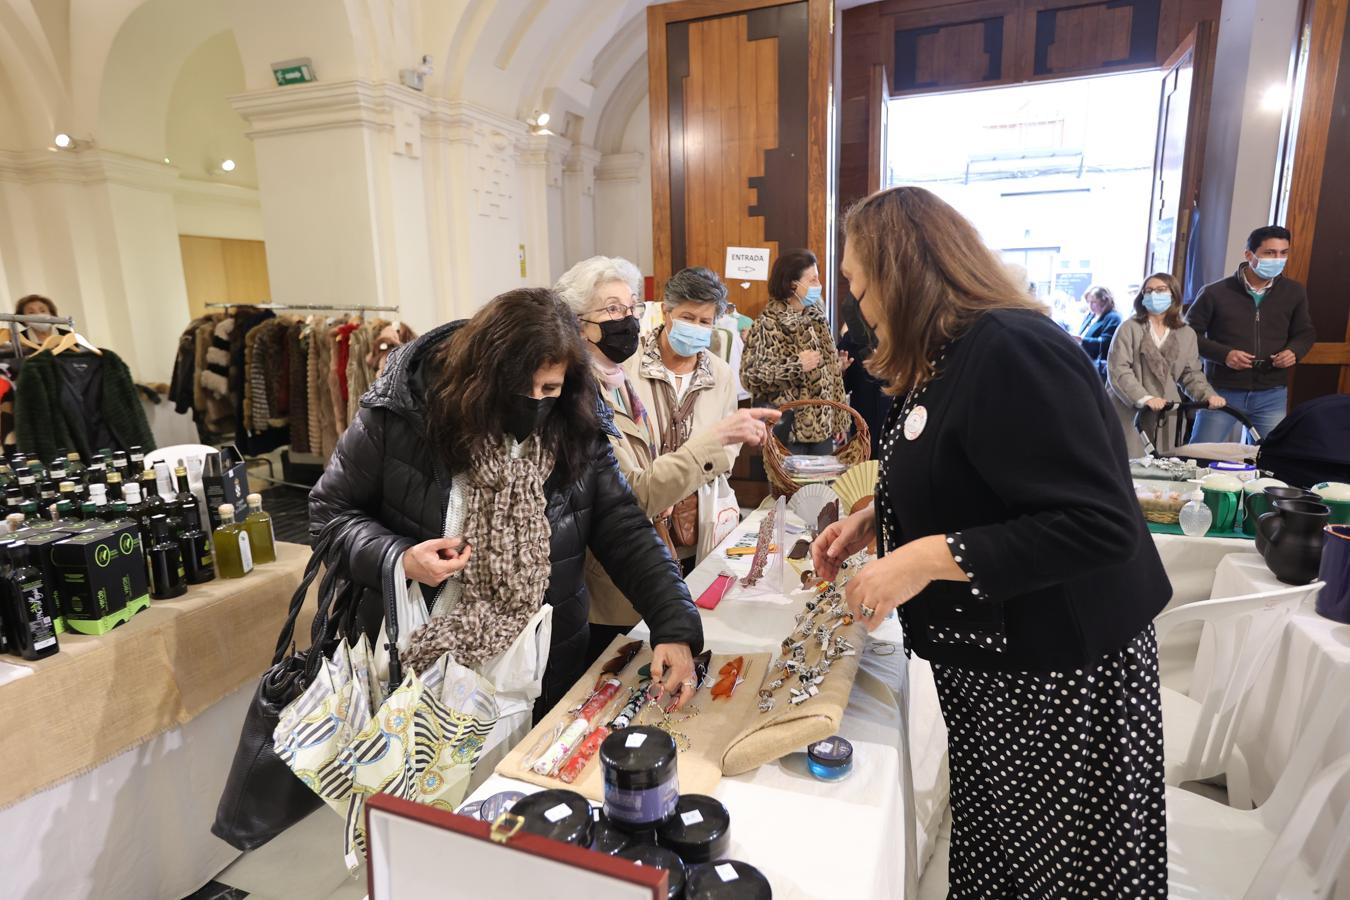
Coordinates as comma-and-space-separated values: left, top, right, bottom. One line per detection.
189, 809, 367, 900
259, 484, 313, 546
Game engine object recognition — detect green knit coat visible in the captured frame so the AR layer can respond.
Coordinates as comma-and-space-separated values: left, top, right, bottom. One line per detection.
15, 349, 156, 463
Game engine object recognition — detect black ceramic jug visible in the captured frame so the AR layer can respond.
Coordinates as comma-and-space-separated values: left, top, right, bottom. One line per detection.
1257, 498, 1331, 585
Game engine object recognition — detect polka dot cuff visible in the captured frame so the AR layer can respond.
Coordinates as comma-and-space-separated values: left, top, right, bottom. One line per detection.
947, 532, 988, 602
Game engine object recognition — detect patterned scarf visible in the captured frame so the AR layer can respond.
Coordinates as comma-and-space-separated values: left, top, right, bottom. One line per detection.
403, 436, 554, 672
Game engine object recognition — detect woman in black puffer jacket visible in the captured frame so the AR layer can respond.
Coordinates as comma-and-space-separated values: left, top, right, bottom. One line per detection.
310, 289, 702, 716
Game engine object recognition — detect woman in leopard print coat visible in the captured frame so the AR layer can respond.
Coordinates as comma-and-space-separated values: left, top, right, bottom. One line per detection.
741, 249, 851, 453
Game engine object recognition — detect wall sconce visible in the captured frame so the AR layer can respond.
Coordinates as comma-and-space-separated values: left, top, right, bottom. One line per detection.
527, 110, 552, 134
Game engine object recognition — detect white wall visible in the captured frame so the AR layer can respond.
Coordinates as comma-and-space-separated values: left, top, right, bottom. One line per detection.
1195, 0, 1301, 287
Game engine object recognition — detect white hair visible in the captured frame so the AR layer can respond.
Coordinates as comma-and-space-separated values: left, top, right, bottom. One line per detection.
554, 256, 643, 316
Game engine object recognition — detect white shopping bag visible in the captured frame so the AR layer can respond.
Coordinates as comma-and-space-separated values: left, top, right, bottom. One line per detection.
697, 474, 741, 565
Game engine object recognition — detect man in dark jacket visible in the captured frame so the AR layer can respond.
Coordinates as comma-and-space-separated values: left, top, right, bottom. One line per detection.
1187, 225, 1316, 443
309, 313, 703, 717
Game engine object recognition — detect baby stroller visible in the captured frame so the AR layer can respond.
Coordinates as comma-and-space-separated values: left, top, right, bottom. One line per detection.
1133, 400, 1261, 464
1255, 394, 1350, 488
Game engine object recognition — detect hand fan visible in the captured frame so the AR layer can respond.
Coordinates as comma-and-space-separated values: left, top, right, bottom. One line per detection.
832, 460, 879, 514
788, 483, 836, 530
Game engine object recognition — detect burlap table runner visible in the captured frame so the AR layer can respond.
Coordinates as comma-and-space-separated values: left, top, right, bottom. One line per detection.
0, 541, 312, 810
721, 618, 867, 775
495, 641, 772, 801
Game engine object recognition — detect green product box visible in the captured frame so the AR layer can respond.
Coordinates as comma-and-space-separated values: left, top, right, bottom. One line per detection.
51, 522, 151, 635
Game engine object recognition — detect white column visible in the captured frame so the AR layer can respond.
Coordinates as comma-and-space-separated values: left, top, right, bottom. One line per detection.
231, 80, 440, 332
423, 101, 529, 317
562, 145, 601, 267
593, 150, 653, 275
517, 133, 572, 286
0, 149, 190, 382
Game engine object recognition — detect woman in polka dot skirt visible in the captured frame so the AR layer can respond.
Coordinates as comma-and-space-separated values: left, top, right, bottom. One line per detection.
813, 186, 1172, 898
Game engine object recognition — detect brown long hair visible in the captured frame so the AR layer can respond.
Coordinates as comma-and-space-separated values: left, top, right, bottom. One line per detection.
1132, 272, 1184, 329
843, 186, 1044, 394
425, 288, 598, 483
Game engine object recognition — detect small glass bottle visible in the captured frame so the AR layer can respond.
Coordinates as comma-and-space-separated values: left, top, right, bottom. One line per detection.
82, 483, 109, 522
3, 487, 21, 518
64, 449, 85, 480
147, 514, 187, 599
16, 470, 37, 504
243, 493, 277, 565
53, 481, 81, 523
129, 445, 146, 473
1179, 487, 1213, 537
139, 470, 165, 516
19, 499, 40, 523
212, 503, 253, 579
37, 481, 58, 517
106, 471, 124, 503
1, 541, 60, 660
177, 496, 215, 585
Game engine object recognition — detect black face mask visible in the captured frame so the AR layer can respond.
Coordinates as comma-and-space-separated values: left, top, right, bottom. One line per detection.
503, 394, 557, 443
590, 316, 641, 364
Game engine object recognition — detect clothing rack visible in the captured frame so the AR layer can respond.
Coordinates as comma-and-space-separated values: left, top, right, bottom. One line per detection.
0, 312, 77, 358
206, 302, 400, 314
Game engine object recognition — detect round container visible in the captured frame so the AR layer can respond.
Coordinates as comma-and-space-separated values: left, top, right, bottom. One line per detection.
601, 726, 679, 831
457, 790, 524, 822
806, 736, 854, 782
618, 844, 687, 900
510, 789, 593, 847
656, 794, 730, 865
685, 860, 772, 899
591, 809, 636, 856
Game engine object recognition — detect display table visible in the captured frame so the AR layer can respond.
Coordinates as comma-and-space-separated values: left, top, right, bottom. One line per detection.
0, 541, 313, 900
467, 508, 948, 900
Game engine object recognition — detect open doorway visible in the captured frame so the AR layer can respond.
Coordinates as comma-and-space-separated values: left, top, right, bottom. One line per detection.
885, 71, 1162, 330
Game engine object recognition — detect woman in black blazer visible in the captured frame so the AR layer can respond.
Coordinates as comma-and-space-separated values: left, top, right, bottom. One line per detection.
1073, 285, 1122, 381
814, 187, 1170, 898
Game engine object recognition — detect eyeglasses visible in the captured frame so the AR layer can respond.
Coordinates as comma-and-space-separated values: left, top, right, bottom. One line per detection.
585, 300, 645, 322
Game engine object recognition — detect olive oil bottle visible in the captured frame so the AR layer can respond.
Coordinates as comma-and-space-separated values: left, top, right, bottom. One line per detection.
147, 514, 187, 599
242, 493, 276, 564
177, 495, 215, 584
212, 503, 253, 579
1, 541, 59, 660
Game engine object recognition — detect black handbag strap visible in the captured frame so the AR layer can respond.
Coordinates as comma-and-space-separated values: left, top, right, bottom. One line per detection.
269, 513, 357, 667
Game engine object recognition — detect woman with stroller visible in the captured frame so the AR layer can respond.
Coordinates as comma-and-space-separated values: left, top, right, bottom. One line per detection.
1106, 272, 1226, 457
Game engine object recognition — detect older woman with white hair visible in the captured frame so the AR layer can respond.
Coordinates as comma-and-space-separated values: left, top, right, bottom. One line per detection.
556, 257, 779, 663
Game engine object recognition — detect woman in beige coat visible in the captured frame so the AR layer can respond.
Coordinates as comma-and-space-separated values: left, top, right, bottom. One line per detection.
1107, 272, 1226, 457
556, 258, 779, 664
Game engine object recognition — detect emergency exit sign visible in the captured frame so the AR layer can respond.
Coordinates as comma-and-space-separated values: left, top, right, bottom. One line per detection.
271, 58, 316, 86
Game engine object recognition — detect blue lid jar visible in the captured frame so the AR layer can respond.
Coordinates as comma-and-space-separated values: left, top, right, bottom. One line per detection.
806, 736, 853, 782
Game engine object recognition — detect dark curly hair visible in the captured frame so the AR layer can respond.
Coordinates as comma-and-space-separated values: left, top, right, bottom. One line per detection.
425, 288, 598, 483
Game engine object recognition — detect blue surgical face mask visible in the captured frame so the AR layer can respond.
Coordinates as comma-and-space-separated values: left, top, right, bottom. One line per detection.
667, 319, 712, 357
801, 286, 822, 306
1252, 257, 1286, 280
1143, 292, 1172, 315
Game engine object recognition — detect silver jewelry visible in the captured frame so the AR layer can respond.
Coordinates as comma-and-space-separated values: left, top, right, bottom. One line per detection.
861, 604, 876, 619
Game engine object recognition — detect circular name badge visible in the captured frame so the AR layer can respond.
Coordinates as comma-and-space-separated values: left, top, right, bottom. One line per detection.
903, 405, 928, 441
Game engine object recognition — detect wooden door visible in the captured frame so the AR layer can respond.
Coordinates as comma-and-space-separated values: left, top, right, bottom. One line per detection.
649, 0, 831, 320
1143, 23, 1215, 292
179, 235, 270, 320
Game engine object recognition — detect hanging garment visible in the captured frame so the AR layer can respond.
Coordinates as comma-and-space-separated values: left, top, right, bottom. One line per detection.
368, 322, 417, 379
202, 317, 234, 399
313, 323, 339, 460
15, 348, 156, 462
195, 319, 232, 441
330, 320, 360, 433
0, 375, 14, 450
344, 320, 385, 428
288, 321, 311, 454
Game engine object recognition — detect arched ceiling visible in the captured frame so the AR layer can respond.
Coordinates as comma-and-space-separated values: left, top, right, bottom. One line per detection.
0, 0, 674, 158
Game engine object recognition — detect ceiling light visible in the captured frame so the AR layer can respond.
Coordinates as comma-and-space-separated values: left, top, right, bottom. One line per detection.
1261, 83, 1287, 112
53, 133, 72, 149
163, 157, 171, 165
220, 159, 236, 172
527, 110, 550, 129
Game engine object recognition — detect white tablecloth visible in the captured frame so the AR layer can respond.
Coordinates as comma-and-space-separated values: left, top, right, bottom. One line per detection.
1156, 537, 1350, 895
0, 684, 249, 900
467, 507, 948, 900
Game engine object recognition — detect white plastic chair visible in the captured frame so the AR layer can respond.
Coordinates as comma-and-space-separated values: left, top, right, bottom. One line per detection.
143, 443, 215, 473
1168, 664, 1350, 899
143, 443, 216, 519
1154, 582, 1321, 808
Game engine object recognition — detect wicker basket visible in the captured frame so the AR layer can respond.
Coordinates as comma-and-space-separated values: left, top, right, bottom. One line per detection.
763, 399, 871, 499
